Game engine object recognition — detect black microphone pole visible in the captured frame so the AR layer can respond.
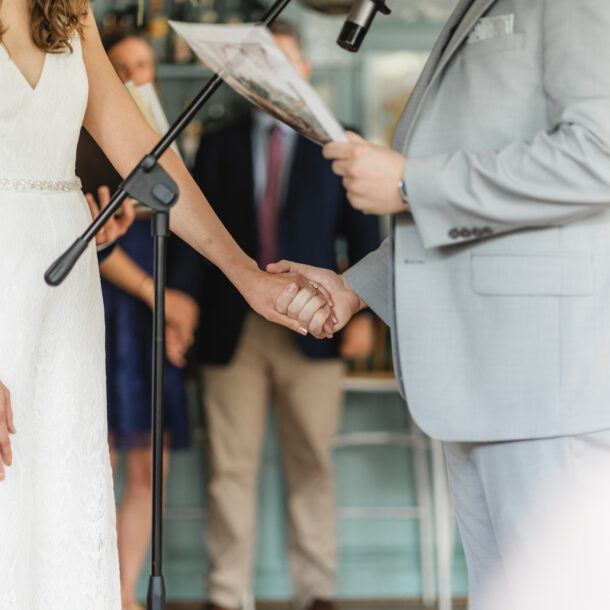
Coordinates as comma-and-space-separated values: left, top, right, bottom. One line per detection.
45, 1, 293, 608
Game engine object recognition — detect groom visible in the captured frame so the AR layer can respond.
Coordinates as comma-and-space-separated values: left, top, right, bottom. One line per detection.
271, 0, 610, 607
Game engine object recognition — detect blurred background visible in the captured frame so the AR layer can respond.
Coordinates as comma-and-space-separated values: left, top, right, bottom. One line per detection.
90, 0, 467, 606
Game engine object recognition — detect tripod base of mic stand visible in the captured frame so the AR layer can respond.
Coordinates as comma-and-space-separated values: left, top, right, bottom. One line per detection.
147, 575, 166, 610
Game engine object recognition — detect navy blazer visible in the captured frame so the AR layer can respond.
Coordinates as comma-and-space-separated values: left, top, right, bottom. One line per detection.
173, 116, 379, 364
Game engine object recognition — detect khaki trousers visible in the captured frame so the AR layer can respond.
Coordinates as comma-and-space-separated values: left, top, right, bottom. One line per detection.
201, 313, 344, 609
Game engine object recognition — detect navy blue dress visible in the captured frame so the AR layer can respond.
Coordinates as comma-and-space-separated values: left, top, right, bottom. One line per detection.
103, 219, 189, 450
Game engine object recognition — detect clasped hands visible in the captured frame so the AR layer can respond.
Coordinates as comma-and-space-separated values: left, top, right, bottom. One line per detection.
85, 185, 136, 247
257, 131, 407, 338
267, 261, 366, 339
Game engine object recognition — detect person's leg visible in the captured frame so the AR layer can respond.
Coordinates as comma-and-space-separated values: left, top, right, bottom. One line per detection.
202, 313, 272, 609
488, 428, 610, 610
116, 446, 170, 607
443, 442, 506, 610
446, 429, 610, 610
271, 330, 344, 609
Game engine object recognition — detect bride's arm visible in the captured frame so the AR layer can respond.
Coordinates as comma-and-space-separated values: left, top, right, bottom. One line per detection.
79, 8, 326, 333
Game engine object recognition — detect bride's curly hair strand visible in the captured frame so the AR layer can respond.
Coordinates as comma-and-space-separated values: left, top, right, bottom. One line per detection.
0, 0, 89, 53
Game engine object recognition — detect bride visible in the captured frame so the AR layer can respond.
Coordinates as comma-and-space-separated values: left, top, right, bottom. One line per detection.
0, 1, 327, 607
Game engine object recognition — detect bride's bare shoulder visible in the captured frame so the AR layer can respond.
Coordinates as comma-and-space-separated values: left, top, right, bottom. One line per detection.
79, 5, 99, 44
79, 7, 109, 64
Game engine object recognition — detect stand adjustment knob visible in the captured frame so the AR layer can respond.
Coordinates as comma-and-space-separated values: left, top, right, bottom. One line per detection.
153, 183, 177, 206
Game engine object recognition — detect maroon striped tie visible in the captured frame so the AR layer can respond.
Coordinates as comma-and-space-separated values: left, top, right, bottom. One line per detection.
258, 125, 284, 269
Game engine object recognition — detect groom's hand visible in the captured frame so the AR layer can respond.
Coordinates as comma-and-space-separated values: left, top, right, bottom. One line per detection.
323, 131, 407, 216
242, 268, 335, 337
268, 260, 365, 339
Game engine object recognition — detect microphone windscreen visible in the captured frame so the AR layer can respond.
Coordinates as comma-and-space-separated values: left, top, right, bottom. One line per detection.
337, 21, 367, 51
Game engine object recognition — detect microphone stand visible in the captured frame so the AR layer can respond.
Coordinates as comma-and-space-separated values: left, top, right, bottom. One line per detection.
45, 1, 293, 608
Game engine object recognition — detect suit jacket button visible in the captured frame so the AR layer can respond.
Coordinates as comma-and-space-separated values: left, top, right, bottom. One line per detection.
472, 228, 483, 237
449, 228, 460, 239
482, 227, 493, 235
460, 228, 472, 238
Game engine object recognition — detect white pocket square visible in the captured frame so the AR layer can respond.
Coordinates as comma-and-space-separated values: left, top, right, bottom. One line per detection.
467, 14, 514, 44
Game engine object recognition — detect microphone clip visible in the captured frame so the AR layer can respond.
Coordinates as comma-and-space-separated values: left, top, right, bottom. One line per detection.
372, 0, 391, 15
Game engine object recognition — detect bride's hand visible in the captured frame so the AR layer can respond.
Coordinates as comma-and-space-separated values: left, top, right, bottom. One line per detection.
239, 267, 335, 337
0, 380, 16, 482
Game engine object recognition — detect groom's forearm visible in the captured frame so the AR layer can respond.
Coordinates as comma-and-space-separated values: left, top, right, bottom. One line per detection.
341, 274, 369, 314
343, 239, 391, 326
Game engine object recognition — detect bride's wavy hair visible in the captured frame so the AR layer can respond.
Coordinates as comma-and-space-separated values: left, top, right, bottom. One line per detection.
0, 0, 88, 53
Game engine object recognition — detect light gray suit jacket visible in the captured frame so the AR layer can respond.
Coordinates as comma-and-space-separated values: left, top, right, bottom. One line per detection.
345, 0, 610, 441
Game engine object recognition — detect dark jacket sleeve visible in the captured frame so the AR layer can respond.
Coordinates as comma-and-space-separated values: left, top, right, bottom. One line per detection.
97, 242, 117, 264
167, 234, 208, 302
183, 119, 257, 365
294, 135, 380, 359
337, 126, 380, 268
340, 187, 380, 270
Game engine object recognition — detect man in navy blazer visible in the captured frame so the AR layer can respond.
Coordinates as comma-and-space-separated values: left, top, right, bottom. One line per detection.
186, 113, 379, 363
178, 20, 379, 610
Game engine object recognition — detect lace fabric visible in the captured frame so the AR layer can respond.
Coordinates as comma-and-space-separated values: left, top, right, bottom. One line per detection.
0, 37, 121, 609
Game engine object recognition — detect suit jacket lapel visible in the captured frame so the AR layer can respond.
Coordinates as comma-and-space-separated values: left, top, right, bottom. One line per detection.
433, 0, 497, 82
392, 0, 475, 149
392, 0, 497, 150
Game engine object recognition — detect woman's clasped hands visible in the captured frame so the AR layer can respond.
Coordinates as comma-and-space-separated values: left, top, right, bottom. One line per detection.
0, 380, 15, 482
85, 185, 136, 246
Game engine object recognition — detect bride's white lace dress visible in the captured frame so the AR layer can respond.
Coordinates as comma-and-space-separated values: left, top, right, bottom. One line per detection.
0, 36, 120, 609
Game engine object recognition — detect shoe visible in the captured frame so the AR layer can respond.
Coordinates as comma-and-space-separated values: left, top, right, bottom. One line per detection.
204, 602, 238, 610
306, 599, 336, 610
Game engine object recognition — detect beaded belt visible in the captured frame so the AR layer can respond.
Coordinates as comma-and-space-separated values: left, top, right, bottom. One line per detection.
0, 177, 82, 193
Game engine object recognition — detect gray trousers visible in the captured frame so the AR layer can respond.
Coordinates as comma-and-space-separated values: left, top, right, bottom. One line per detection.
444, 429, 610, 610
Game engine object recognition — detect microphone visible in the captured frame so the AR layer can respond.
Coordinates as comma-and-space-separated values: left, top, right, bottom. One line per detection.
337, 0, 391, 52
